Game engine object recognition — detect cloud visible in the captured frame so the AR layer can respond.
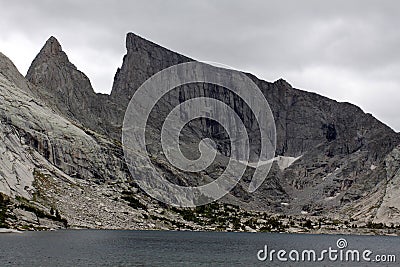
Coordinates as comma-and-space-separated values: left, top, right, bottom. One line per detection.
0, 0, 399, 130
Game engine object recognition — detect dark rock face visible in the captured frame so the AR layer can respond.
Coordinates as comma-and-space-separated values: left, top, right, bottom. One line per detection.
25, 33, 400, 215
110, 33, 192, 106
109, 33, 398, 157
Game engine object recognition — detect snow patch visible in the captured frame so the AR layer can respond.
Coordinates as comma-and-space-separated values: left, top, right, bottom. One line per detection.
239, 155, 302, 171
275, 155, 302, 171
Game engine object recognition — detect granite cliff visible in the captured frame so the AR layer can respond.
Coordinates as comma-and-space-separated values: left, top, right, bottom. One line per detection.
1, 33, 400, 232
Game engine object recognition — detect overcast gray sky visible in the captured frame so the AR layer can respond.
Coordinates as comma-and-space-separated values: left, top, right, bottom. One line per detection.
1, 0, 399, 131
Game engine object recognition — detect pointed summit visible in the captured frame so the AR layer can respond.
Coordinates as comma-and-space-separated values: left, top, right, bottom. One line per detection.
41, 36, 63, 56
26, 36, 106, 134
31, 36, 70, 66
27, 36, 80, 87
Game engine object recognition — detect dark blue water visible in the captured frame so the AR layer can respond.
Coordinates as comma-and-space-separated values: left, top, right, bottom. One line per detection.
0, 230, 399, 266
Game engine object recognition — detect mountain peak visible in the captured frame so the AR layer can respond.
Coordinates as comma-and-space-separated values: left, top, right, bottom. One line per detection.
110, 32, 192, 102
29, 36, 71, 70
28, 36, 76, 77
41, 36, 63, 56
125, 32, 153, 51
26, 35, 103, 133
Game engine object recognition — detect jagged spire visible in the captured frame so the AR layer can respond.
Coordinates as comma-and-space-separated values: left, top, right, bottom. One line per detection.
26, 35, 104, 134
41, 36, 63, 56
30, 36, 70, 67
